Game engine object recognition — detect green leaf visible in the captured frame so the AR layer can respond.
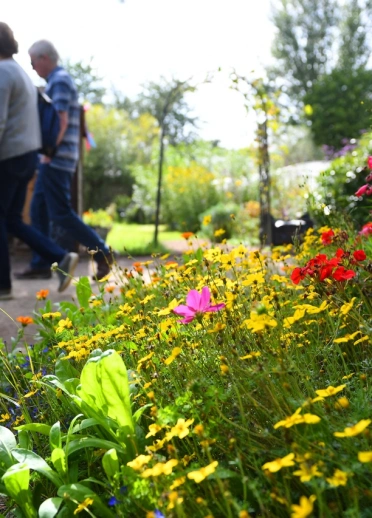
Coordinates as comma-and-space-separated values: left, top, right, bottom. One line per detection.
38, 498, 63, 518
0, 426, 17, 470
57, 483, 115, 518
16, 423, 51, 436
75, 276, 92, 308
66, 437, 127, 457
133, 403, 152, 423
50, 422, 62, 450
51, 448, 67, 478
71, 418, 101, 434
18, 430, 32, 450
76, 350, 135, 450
102, 449, 119, 480
11, 449, 63, 488
58, 301, 78, 313
55, 356, 79, 382
2, 463, 37, 518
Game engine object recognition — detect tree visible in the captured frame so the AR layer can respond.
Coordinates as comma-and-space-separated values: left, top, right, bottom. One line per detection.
338, 0, 370, 70
64, 58, 106, 104
271, 0, 339, 101
135, 78, 197, 245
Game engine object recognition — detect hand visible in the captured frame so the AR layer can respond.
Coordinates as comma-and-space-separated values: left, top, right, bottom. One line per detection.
40, 155, 51, 164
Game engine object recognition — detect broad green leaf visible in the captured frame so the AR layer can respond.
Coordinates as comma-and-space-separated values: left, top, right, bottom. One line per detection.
51, 448, 67, 478
11, 449, 63, 488
57, 483, 115, 518
16, 423, 51, 436
17, 430, 31, 450
38, 497, 63, 518
2, 463, 37, 518
0, 425, 16, 451
49, 422, 62, 450
58, 301, 78, 313
66, 437, 127, 457
71, 418, 101, 434
102, 449, 119, 479
75, 276, 92, 308
133, 403, 152, 423
55, 356, 79, 382
76, 350, 134, 434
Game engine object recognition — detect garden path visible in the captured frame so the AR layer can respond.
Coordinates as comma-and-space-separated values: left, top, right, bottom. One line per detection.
0, 239, 203, 346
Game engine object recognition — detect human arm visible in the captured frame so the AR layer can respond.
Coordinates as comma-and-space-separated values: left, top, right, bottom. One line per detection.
57, 110, 68, 145
0, 76, 11, 145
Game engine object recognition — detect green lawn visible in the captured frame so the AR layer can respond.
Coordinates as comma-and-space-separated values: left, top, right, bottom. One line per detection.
106, 223, 181, 255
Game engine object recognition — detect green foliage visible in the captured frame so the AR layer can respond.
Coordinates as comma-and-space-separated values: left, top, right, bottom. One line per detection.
304, 68, 372, 148
200, 202, 239, 242
64, 58, 105, 104
162, 163, 221, 232
82, 208, 113, 229
311, 132, 372, 227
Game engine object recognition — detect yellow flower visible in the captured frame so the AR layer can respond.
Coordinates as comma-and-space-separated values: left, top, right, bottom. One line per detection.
358, 451, 372, 463
55, 317, 73, 334
42, 311, 61, 319
166, 418, 194, 440
214, 228, 226, 237
74, 497, 94, 515
315, 384, 346, 398
141, 459, 178, 478
170, 476, 186, 489
334, 331, 361, 343
262, 453, 295, 473
127, 454, 152, 471
293, 463, 323, 482
167, 490, 183, 510
164, 347, 182, 366
274, 408, 320, 429
145, 423, 162, 438
242, 272, 266, 286
334, 419, 371, 438
326, 468, 348, 486
158, 298, 179, 316
335, 397, 349, 409
187, 460, 218, 483
243, 312, 277, 333
203, 214, 212, 225
0, 413, 10, 423
340, 297, 356, 315
291, 495, 316, 518
239, 352, 261, 360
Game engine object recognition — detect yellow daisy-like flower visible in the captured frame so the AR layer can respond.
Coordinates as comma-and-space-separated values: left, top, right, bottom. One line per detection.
166, 418, 194, 440
158, 298, 179, 316
274, 408, 320, 429
42, 311, 61, 319
326, 468, 348, 487
74, 497, 94, 515
291, 495, 316, 518
334, 419, 371, 438
141, 459, 178, 478
187, 460, 218, 483
127, 454, 152, 471
55, 317, 73, 334
203, 214, 212, 225
334, 331, 361, 343
262, 453, 295, 473
243, 312, 277, 333
358, 451, 372, 463
145, 423, 163, 438
293, 463, 323, 482
315, 384, 346, 398
340, 297, 356, 315
164, 347, 182, 366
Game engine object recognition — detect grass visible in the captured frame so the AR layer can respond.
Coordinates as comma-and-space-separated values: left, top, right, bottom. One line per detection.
106, 223, 182, 255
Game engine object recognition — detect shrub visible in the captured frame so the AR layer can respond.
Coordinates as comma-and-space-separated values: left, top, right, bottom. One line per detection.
200, 202, 239, 242
162, 163, 221, 232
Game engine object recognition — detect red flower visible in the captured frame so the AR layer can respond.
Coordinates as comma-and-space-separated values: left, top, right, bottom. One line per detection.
321, 229, 334, 245
353, 250, 366, 261
332, 267, 356, 282
368, 156, 372, 169
291, 267, 308, 285
355, 184, 372, 197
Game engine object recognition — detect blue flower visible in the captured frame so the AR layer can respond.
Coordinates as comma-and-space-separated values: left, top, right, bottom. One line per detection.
154, 511, 165, 518
119, 485, 128, 494
108, 496, 121, 506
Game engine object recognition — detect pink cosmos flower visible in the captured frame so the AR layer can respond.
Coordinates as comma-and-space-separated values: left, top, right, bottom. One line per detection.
355, 184, 372, 197
173, 286, 225, 324
359, 222, 372, 236
368, 156, 372, 170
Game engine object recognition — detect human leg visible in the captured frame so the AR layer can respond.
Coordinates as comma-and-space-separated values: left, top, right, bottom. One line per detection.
29, 168, 51, 270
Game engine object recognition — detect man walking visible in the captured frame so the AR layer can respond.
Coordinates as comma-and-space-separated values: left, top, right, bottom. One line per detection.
17, 40, 112, 281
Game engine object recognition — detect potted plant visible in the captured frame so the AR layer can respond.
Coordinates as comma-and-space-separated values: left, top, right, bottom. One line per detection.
82, 208, 113, 241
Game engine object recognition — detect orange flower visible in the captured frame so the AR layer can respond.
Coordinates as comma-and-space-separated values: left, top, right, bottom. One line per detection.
36, 289, 49, 300
16, 316, 34, 326
181, 232, 194, 239
105, 286, 115, 293
132, 261, 143, 273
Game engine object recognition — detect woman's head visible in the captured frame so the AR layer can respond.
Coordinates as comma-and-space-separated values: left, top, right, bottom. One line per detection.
0, 22, 18, 58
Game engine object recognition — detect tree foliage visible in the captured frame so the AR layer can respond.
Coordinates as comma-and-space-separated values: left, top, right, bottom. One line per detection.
64, 58, 106, 104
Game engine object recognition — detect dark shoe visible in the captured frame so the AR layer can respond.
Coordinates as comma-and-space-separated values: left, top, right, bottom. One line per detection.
0, 288, 13, 300
15, 268, 52, 280
56, 252, 79, 292
93, 254, 115, 281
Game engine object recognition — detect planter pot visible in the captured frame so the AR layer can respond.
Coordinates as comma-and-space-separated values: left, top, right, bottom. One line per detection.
91, 226, 111, 241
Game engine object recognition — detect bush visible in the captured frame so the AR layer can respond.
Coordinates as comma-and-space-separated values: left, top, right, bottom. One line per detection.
310, 132, 372, 228
162, 163, 221, 232
200, 202, 239, 242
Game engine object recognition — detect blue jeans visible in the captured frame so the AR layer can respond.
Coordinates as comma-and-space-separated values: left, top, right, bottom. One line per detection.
30, 163, 109, 269
0, 151, 66, 290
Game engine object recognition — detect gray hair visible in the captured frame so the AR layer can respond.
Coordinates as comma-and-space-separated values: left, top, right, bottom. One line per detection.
29, 39, 59, 63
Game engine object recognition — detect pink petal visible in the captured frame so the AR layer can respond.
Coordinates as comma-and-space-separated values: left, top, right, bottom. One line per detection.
199, 287, 211, 311
173, 305, 195, 318
185, 290, 202, 312
205, 303, 225, 313
178, 315, 195, 324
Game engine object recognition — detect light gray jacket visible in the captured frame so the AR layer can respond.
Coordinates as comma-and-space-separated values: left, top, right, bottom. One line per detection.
0, 58, 41, 161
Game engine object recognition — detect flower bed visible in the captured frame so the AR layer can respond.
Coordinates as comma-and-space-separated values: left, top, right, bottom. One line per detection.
1, 211, 372, 516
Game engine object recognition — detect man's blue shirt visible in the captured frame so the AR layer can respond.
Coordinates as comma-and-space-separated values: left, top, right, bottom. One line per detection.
46, 66, 80, 173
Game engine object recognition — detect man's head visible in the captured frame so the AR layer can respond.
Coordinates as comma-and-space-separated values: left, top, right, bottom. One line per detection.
0, 22, 18, 59
29, 40, 59, 79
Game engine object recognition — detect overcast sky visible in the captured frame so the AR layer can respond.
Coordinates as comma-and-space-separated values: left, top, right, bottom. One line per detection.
2, 0, 275, 148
